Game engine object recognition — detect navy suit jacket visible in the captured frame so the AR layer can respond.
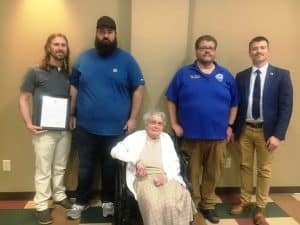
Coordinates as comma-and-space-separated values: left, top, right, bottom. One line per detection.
234, 64, 293, 141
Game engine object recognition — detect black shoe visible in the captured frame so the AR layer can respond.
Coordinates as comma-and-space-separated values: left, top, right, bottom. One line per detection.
200, 209, 220, 224
36, 209, 53, 225
55, 198, 73, 209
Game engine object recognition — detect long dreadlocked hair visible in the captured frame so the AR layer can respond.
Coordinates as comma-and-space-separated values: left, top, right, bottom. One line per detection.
40, 33, 70, 74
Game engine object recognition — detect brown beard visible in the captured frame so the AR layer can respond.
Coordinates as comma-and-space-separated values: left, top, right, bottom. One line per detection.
50, 51, 66, 61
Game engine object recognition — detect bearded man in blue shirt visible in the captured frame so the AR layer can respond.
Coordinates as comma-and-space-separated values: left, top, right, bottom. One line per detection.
67, 16, 145, 220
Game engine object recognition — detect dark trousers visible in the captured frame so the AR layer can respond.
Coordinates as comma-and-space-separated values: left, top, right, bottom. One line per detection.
74, 126, 121, 205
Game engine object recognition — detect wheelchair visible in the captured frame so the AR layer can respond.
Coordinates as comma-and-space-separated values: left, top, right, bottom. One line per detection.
113, 135, 191, 225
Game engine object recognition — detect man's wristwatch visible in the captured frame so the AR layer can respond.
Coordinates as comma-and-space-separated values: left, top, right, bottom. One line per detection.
228, 124, 234, 129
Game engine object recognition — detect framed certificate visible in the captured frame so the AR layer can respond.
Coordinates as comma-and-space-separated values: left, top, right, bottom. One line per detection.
37, 95, 70, 130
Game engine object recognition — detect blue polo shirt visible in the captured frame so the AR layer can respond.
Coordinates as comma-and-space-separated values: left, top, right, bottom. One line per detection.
166, 62, 238, 139
70, 48, 145, 135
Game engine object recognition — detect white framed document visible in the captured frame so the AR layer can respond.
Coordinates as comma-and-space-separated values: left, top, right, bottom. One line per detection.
38, 95, 70, 130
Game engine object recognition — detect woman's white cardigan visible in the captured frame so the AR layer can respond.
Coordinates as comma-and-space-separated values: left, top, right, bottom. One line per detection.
111, 130, 185, 199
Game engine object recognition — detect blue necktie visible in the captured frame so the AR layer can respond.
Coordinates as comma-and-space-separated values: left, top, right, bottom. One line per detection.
252, 69, 261, 119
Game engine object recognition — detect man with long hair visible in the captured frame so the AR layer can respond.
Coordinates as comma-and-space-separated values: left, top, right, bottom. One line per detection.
19, 33, 73, 225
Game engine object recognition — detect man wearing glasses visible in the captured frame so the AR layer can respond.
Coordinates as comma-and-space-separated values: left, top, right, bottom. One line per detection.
166, 35, 239, 224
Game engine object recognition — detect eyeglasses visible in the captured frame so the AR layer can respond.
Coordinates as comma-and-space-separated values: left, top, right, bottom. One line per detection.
198, 46, 216, 51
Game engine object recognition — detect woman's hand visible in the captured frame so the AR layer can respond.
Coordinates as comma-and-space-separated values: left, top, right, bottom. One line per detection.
136, 161, 147, 177
153, 174, 167, 187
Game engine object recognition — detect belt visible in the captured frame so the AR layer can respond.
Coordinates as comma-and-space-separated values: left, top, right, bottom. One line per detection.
246, 122, 264, 128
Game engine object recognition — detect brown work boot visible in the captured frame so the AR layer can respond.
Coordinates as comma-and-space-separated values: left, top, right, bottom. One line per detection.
230, 202, 251, 215
253, 207, 269, 225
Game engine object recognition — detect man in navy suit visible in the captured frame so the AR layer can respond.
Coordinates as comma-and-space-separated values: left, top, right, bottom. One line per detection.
230, 36, 293, 225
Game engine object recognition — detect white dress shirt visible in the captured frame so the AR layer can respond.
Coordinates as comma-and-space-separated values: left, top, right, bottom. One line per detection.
246, 63, 269, 122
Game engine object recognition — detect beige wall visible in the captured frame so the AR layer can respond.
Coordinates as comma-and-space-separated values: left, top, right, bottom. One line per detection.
0, 0, 299, 192
190, 0, 300, 186
0, 0, 131, 192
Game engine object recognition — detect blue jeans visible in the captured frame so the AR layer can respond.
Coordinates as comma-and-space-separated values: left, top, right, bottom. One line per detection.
74, 126, 122, 205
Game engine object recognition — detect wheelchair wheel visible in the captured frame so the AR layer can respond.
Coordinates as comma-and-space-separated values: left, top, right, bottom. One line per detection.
114, 161, 130, 225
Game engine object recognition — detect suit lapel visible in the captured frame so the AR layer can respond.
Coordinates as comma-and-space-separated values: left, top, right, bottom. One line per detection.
244, 68, 252, 106
263, 64, 275, 96
262, 65, 276, 118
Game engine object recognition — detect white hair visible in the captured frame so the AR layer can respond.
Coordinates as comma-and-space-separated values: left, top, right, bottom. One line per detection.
143, 110, 166, 126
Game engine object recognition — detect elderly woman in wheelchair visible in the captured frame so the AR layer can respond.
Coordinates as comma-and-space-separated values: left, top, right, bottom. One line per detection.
111, 110, 196, 225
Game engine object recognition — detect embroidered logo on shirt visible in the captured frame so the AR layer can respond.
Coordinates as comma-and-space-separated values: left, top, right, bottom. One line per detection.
190, 74, 201, 79
113, 68, 118, 73
215, 73, 223, 82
